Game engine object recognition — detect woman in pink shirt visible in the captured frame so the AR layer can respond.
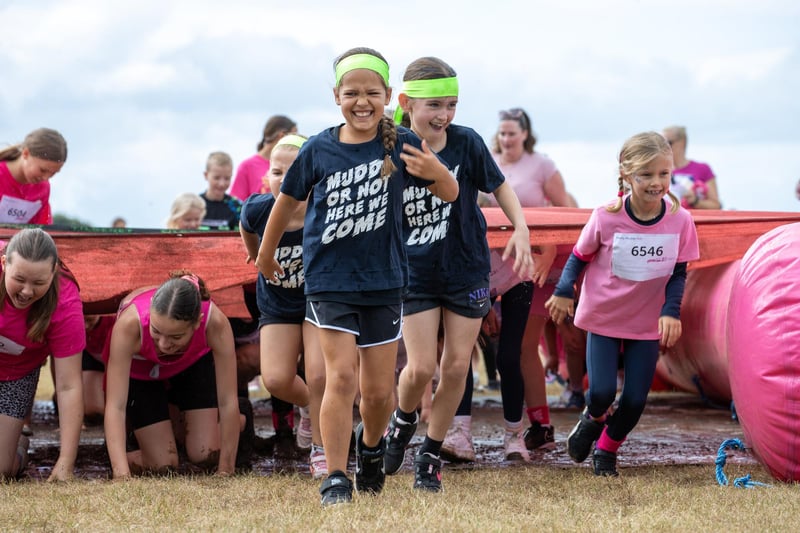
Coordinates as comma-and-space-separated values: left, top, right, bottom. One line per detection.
0, 128, 67, 225
0, 228, 85, 480
229, 115, 297, 201
103, 271, 240, 478
547, 131, 699, 476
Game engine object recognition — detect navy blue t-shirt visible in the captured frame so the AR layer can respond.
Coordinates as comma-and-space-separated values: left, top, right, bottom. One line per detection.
240, 193, 305, 318
200, 192, 242, 230
280, 125, 438, 299
403, 124, 505, 293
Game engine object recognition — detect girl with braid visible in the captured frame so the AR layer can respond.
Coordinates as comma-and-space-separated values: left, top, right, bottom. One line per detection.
255, 47, 457, 506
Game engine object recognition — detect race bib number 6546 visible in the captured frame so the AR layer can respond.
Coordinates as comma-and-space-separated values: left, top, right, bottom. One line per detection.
611, 233, 679, 281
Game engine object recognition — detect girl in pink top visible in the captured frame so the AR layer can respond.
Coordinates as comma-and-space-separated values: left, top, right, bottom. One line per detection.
103, 271, 240, 478
0, 128, 67, 225
546, 131, 699, 476
229, 115, 297, 201
0, 228, 85, 480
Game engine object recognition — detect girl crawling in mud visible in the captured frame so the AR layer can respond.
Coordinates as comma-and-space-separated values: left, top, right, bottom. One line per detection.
103, 271, 240, 478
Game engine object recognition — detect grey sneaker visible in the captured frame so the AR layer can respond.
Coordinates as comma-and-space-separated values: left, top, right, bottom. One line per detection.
413, 451, 443, 492
566, 408, 604, 463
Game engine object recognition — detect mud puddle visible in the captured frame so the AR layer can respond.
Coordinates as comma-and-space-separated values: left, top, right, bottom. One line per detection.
22, 392, 756, 481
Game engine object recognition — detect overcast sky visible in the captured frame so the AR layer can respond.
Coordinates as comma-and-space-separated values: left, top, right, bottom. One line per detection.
2, 0, 798, 227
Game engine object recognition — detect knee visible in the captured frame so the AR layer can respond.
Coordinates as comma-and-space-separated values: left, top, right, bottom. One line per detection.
403, 360, 436, 388
260, 372, 290, 397
437, 360, 469, 387
326, 370, 357, 397
305, 370, 326, 396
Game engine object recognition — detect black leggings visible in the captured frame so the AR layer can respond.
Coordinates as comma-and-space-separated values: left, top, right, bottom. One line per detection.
495, 281, 533, 423
586, 332, 659, 441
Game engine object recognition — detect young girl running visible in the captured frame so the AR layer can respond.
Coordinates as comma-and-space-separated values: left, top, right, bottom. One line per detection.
239, 134, 327, 478
0, 228, 85, 480
545, 131, 699, 476
0, 128, 67, 225
256, 47, 458, 506
383, 57, 533, 491
104, 271, 240, 478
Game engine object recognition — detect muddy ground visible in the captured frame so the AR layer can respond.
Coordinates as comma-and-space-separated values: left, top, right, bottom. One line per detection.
22, 391, 758, 481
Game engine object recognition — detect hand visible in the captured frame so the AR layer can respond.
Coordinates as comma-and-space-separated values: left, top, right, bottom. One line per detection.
501, 227, 533, 279
531, 244, 557, 288
399, 140, 441, 178
658, 316, 682, 348
255, 255, 283, 283
245, 254, 253, 264
545, 294, 574, 325
46, 459, 75, 482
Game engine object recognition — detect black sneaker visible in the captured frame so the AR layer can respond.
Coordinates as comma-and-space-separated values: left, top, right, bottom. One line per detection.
523, 421, 556, 451
320, 470, 353, 506
413, 451, 442, 492
566, 408, 604, 463
383, 409, 418, 475
354, 422, 386, 494
592, 448, 619, 477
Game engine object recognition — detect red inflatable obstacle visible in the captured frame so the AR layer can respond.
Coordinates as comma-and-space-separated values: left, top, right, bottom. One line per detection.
727, 222, 800, 482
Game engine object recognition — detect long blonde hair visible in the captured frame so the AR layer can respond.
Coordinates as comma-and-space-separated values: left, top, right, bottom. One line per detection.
607, 132, 680, 214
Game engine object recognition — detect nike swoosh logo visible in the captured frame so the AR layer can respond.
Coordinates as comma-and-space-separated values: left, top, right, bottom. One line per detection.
393, 318, 400, 325
479, 301, 487, 307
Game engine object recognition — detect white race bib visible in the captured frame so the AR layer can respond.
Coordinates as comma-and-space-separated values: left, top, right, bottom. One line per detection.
611, 233, 679, 281
0, 334, 26, 356
0, 196, 42, 223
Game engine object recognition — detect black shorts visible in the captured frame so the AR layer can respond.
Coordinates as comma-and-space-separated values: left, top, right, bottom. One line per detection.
404, 279, 491, 319
126, 351, 218, 430
259, 312, 305, 328
306, 300, 402, 348
82, 351, 105, 372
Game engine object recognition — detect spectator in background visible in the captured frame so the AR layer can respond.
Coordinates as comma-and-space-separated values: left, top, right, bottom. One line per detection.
0, 128, 67, 225
111, 217, 127, 228
166, 193, 206, 230
663, 125, 722, 209
230, 115, 297, 201
199, 151, 241, 230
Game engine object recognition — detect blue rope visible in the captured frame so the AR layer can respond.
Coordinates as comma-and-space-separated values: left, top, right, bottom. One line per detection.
715, 438, 771, 488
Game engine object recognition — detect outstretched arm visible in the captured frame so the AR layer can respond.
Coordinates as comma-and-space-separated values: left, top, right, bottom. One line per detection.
206, 305, 239, 475
492, 182, 534, 279
48, 353, 83, 481
255, 193, 300, 283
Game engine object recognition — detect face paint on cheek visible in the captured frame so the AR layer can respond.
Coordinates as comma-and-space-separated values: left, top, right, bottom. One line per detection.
634, 176, 644, 184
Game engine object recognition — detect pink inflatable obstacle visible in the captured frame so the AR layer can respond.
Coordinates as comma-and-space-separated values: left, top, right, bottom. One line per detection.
728, 222, 800, 482
656, 261, 740, 402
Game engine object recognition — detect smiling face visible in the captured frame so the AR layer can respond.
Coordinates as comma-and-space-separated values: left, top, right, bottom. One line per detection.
19, 149, 64, 185
625, 153, 674, 212
1, 252, 56, 309
177, 207, 204, 230
334, 68, 391, 144
204, 163, 232, 201
149, 310, 199, 355
404, 96, 458, 151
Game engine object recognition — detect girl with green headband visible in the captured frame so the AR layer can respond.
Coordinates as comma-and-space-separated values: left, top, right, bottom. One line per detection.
239, 134, 327, 479
255, 47, 458, 506
382, 56, 534, 492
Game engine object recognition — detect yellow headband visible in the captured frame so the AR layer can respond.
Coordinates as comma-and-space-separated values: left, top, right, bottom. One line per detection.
335, 53, 390, 86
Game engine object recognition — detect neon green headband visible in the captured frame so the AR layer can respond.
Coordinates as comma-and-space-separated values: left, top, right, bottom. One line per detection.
335, 54, 390, 86
274, 134, 306, 150
401, 77, 459, 98
393, 77, 459, 124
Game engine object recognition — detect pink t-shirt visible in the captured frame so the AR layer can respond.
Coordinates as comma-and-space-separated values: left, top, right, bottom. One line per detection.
485, 151, 557, 208
230, 153, 270, 201
672, 160, 714, 208
0, 272, 86, 380
0, 161, 52, 224
573, 197, 699, 340
118, 288, 212, 381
